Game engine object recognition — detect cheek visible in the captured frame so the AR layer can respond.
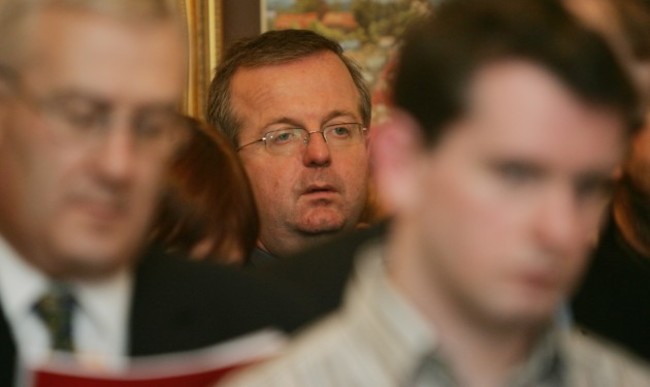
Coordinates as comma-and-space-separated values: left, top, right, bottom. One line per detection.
21, 134, 84, 219
132, 162, 167, 208
427, 170, 517, 246
339, 151, 370, 191
243, 158, 291, 203
417, 166, 526, 287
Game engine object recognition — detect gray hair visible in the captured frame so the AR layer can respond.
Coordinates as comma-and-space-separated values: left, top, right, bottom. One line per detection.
0, 0, 183, 67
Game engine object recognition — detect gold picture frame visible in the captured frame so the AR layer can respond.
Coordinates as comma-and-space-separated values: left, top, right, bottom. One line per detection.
181, 0, 223, 119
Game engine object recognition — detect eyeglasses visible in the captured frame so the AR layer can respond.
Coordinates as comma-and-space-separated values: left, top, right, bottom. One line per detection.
237, 123, 367, 155
0, 65, 189, 158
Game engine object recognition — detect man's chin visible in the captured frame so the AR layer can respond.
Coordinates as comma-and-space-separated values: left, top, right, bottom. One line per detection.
45, 241, 139, 279
296, 216, 347, 235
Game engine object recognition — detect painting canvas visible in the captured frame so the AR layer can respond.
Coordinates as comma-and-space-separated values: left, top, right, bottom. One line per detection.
262, 0, 441, 123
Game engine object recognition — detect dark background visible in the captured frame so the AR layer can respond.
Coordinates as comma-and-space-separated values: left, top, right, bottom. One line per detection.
223, 0, 261, 49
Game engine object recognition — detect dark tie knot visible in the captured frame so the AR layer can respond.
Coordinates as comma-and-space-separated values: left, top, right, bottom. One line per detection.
33, 283, 76, 352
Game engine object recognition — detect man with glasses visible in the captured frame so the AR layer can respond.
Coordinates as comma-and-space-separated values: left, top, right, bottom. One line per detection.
0, 1, 316, 384
207, 29, 371, 264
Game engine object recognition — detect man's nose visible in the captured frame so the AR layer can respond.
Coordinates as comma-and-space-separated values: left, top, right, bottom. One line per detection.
302, 130, 331, 167
93, 123, 137, 184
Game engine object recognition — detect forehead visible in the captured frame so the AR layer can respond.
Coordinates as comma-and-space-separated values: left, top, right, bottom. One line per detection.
442, 60, 627, 169
21, 7, 186, 103
230, 51, 361, 131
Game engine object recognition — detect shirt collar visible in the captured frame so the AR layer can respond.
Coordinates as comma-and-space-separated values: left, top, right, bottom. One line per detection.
72, 269, 132, 354
347, 240, 570, 387
0, 236, 49, 324
345, 242, 439, 383
0, 234, 133, 365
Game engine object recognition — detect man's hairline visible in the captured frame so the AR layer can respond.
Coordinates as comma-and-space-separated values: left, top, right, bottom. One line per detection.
405, 56, 635, 151
1, 1, 184, 67
224, 50, 368, 147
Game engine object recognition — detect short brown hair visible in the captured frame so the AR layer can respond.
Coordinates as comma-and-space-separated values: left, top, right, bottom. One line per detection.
206, 29, 371, 147
394, 0, 642, 146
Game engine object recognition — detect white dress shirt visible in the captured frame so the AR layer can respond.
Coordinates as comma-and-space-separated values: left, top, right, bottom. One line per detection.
0, 236, 133, 373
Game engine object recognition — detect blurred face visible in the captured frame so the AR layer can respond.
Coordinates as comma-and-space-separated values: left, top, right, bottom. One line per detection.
231, 51, 369, 256
0, 8, 187, 278
403, 61, 626, 328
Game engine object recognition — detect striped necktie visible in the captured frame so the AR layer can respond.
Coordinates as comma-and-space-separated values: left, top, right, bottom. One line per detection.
33, 283, 76, 352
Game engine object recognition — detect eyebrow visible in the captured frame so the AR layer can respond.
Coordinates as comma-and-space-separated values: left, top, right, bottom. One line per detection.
46, 90, 179, 112
262, 110, 361, 131
322, 110, 360, 124
46, 90, 109, 105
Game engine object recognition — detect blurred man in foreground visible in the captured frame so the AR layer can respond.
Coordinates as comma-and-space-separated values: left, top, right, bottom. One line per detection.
221, 0, 650, 385
0, 1, 315, 384
207, 30, 371, 264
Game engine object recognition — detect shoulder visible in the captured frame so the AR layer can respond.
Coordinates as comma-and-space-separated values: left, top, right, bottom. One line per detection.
128, 246, 320, 355
221, 311, 389, 387
565, 330, 650, 385
254, 223, 389, 315
133, 245, 285, 308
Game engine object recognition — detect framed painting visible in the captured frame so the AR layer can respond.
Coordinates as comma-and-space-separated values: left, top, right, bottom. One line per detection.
261, 0, 439, 123
182, 0, 223, 119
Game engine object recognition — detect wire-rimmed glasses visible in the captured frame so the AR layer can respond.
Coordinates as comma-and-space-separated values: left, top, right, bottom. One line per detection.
0, 64, 189, 158
237, 123, 367, 155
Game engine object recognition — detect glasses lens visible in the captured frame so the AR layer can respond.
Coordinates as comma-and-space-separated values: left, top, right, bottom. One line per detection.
266, 128, 306, 154
324, 123, 364, 146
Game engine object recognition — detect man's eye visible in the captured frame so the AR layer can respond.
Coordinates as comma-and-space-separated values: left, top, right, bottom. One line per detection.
46, 100, 108, 130
576, 177, 615, 202
134, 113, 174, 138
328, 125, 352, 138
58, 104, 105, 130
495, 162, 540, 184
270, 130, 299, 145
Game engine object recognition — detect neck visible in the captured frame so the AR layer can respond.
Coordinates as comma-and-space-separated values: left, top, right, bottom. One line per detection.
613, 177, 650, 257
387, 220, 543, 387
257, 229, 343, 258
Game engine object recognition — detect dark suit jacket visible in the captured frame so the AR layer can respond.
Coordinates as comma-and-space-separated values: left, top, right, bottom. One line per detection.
0, 245, 318, 385
572, 215, 650, 362
254, 222, 388, 319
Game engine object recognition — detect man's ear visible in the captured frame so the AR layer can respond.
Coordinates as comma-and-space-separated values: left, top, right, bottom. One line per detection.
371, 108, 423, 214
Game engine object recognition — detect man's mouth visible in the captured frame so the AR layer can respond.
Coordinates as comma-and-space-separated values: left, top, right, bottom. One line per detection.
300, 184, 340, 202
302, 184, 337, 195
518, 268, 559, 292
71, 193, 127, 223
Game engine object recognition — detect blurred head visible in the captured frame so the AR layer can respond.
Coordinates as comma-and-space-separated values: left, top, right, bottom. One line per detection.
378, 0, 639, 330
152, 117, 259, 266
0, 0, 188, 279
207, 30, 371, 257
